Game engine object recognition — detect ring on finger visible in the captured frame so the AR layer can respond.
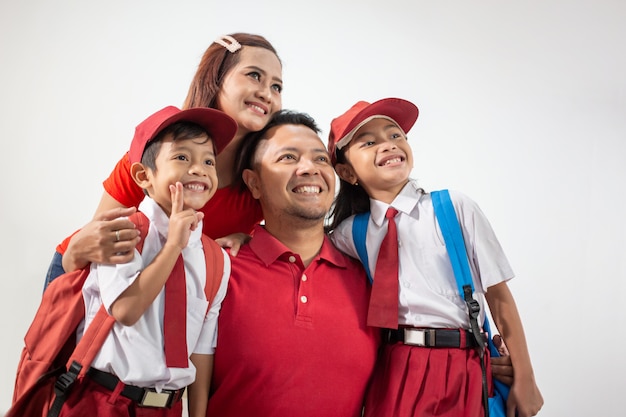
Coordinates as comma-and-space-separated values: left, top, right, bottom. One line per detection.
115, 230, 121, 242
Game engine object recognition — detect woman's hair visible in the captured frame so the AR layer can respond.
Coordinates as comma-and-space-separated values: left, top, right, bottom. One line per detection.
183, 33, 281, 110
327, 147, 371, 231
233, 110, 320, 192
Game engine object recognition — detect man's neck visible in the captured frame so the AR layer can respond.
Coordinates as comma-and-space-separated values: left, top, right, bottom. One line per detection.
263, 219, 325, 267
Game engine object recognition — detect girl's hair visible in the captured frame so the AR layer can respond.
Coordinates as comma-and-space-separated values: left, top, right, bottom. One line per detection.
233, 110, 320, 192
327, 147, 370, 231
183, 33, 281, 110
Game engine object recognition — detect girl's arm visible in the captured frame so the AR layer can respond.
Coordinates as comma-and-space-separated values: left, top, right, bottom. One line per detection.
485, 282, 544, 417
187, 353, 213, 417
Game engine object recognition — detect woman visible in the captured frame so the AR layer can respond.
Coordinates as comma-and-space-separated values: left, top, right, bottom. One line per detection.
46, 33, 283, 285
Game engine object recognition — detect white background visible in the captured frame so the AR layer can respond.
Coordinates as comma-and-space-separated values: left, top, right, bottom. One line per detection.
1, 1, 625, 415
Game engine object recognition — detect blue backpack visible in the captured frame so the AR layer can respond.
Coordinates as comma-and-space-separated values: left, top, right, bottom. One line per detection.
351, 189, 509, 417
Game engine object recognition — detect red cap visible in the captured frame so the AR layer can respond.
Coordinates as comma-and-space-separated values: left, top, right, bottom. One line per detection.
328, 98, 419, 165
129, 106, 238, 164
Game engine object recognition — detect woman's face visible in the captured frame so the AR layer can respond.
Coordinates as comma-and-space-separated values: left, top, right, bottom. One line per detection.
216, 46, 283, 138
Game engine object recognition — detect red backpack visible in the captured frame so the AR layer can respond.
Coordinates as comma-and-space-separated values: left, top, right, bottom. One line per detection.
7, 211, 224, 417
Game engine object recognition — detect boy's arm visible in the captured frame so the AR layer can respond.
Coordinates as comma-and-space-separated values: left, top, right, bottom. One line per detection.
111, 183, 203, 325
485, 282, 544, 417
187, 353, 213, 417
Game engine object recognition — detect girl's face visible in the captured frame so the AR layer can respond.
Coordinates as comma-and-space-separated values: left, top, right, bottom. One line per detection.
216, 46, 283, 138
337, 117, 414, 203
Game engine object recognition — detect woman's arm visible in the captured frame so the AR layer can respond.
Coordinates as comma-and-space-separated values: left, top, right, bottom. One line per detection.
61, 192, 140, 272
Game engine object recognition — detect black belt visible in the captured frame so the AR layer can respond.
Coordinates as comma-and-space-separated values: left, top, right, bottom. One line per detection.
386, 327, 480, 348
87, 368, 185, 408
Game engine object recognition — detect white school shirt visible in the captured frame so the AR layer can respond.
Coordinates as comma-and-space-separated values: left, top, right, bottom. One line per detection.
331, 180, 514, 329
80, 198, 230, 391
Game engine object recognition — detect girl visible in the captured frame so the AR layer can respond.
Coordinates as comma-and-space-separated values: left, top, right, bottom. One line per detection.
46, 33, 283, 285
327, 98, 543, 417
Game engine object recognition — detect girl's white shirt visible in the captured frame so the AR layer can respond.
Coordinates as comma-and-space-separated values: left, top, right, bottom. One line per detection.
331, 180, 513, 328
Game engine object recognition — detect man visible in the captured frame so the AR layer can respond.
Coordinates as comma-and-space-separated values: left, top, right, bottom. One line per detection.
207, 110, 380, 417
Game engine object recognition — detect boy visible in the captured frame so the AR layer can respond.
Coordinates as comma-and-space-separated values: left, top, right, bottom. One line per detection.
59, 106, 237, 417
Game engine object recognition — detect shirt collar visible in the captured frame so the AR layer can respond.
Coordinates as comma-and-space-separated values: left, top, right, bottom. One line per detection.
369, 179, 424, 226
138, 197, 203, 246
249, 224, 349, 269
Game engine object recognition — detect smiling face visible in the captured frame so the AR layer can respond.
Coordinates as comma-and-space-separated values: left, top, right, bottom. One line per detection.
216, 46, 283, 138
135, 133, 218, 215
336, 117, 413, 203
243, 123, 336, 226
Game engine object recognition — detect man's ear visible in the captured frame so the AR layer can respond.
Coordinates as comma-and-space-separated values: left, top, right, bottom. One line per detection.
242, 168, 261, 200
334, 163, 358, 185
130, 162, 151, 190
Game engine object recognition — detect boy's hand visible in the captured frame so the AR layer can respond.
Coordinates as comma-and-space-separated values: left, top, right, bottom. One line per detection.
167, 182, 204, 250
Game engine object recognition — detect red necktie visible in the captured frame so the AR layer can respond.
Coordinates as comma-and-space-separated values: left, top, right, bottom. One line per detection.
367, 207, 400, 329
163, 255, 188, 368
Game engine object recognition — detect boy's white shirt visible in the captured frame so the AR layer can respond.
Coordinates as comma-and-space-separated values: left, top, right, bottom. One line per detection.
331, 180, 514, 329
79, 197, 230, 391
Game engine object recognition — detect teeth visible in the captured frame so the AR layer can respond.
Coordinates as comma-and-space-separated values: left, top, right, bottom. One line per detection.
295, 186, 320, 193
383, 157, 402, 166
185, 183, 206, 191
249, 104, 266, 114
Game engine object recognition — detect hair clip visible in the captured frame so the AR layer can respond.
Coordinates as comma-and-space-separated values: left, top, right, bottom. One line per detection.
214, 35, 242, 53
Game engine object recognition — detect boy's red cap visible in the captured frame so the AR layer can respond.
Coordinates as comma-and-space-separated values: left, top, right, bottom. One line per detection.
328, 98, 419, 165
129, 106, 238, 164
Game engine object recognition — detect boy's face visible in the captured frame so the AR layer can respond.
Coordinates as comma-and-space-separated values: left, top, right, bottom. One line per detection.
144, 133, 218, 215
337, 117, 413, 203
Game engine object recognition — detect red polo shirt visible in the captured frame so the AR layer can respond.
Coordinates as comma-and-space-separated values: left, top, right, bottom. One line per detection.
208, 225, 380, 417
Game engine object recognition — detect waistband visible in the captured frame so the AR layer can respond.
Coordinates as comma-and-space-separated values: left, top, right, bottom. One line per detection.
87, 368, 185, 408
385, 327, 481, 348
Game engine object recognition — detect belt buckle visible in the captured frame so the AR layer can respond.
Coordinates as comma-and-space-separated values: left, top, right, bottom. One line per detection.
140, 390, 171, 408
404, 328, 426, 346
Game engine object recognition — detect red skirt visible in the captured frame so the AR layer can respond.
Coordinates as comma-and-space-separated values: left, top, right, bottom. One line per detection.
364, 342, 491, 417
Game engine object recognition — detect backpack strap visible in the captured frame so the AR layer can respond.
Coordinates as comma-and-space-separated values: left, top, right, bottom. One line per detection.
49, 212, 151, 416
64, 212, 151, 377
431, 189, 496, 417
200, 234, 225, 311
352, 212, 373, 284
431, 190, 485, 347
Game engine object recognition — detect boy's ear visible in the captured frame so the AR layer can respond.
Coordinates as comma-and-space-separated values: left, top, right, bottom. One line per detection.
130, 162, 151, 190
242, 168, 261, 200
334, 163, 358, 185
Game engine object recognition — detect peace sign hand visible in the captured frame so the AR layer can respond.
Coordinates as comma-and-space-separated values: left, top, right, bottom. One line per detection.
166, 182, 204, 251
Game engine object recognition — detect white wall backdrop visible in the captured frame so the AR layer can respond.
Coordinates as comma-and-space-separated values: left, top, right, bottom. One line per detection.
1, 1, 624, 415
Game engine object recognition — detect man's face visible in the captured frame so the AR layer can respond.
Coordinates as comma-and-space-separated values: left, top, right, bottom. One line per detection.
244, 124, 336, 223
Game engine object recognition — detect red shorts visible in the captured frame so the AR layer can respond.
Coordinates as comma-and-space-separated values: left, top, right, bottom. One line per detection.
58, 376, 183, 417
364, 342, 491, 417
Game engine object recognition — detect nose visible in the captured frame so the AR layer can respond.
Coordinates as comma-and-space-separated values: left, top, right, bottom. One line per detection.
379, 138, 398, 152
255, 81, 272, 103
296, 157, 319, 176
188, 160, 209, 176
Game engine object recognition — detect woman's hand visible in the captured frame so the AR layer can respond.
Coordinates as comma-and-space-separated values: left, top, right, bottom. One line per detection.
62, 206, 141, 271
